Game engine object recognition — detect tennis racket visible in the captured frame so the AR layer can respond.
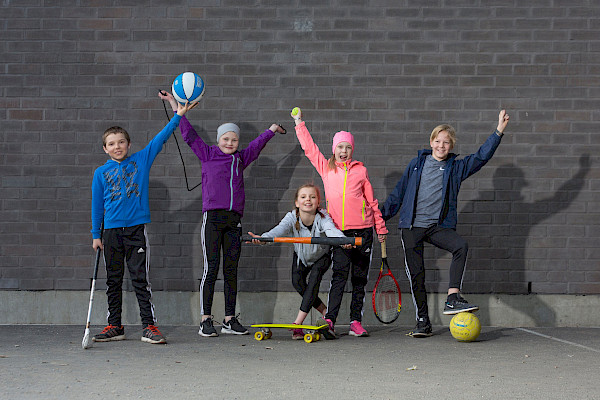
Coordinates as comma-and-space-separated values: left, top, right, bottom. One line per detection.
241, 234, 362, 246
372, 241, 401, 324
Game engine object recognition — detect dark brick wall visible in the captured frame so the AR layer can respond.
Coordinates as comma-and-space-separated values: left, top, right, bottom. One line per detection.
1, 1, 598, 294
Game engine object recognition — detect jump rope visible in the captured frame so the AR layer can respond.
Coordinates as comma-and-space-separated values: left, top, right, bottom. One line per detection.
158, 89, 287, 192
159, 90, 202, 191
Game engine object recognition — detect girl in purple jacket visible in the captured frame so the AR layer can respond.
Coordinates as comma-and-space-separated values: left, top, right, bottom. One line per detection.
159, 91, 284, 337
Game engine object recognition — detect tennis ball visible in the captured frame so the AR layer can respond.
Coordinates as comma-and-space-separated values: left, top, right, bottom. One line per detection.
291, 107, 301, 116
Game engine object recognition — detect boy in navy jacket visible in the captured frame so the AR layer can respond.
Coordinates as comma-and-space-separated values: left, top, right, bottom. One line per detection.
91, 101, 196, 344
381, 110, 510, 337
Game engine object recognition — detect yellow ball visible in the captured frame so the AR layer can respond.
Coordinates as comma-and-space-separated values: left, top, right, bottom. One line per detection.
449, 312, 481, 342
291, 107, 300, 116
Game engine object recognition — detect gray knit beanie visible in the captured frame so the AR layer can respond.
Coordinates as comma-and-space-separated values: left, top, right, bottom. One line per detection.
217, 123, 240, 143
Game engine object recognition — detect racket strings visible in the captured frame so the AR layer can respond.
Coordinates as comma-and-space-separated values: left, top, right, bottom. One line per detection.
374, 275, 400, 323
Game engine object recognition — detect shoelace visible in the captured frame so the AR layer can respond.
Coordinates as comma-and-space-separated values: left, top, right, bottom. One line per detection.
101, 325, 119, 333
146, 325, 162, 335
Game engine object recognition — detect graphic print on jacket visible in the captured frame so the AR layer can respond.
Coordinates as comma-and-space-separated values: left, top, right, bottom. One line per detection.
103, 161, 140, 202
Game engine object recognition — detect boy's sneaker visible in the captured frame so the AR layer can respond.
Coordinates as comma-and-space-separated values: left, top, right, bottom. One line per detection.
221, 316, 249, 335
198, 317, 219, 337
316, 317, 337, 340
349, 320, 369, 337
291, 324, 304, 340
408, 319, 432, 338
443, 295, 479, 315
141, 325, 167, 344
92, 325, 125, 342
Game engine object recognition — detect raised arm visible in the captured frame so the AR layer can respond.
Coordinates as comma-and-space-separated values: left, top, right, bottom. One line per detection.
292, 109, 329, 176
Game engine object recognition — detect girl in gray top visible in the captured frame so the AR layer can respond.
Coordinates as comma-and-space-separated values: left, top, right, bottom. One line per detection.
248, 183, 349, 339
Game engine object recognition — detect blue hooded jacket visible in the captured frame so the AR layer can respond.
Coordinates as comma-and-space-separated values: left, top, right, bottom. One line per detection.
91, 115, 181, 239
381, 130, 503, 229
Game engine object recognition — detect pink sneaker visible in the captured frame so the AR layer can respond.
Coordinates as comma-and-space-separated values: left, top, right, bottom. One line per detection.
316, 317, 337, 339
349, 320, 369, 337
291, 324, 304, 340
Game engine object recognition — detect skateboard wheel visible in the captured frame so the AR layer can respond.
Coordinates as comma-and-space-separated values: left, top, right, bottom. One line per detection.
265, 331, 272, 339
304, 333, 314, 343
254, 331, 264, 341
315, 333, 321, 341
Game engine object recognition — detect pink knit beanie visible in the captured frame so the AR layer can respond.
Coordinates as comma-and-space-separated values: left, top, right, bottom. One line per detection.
331, 131, 354, 154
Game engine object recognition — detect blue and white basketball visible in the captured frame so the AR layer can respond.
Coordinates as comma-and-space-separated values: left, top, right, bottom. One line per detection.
172, 72, 205, 104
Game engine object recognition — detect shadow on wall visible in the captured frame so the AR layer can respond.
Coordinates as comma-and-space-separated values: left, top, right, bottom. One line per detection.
242, 130, 305, 323
456, 154, 591, 327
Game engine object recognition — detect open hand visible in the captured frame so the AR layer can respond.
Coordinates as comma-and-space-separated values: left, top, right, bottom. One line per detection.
176, 100, 198, 116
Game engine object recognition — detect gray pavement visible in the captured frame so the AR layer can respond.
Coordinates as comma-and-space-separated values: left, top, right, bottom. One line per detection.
1, 324, 599, 399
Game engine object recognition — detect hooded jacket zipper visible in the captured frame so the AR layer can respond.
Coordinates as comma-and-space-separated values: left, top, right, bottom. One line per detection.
229, 154, 235, 211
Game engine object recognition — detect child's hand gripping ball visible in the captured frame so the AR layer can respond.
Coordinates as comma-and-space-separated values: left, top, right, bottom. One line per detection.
291, 107, 302, 120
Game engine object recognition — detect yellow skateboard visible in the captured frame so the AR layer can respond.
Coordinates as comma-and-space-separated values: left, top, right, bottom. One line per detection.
250, 323, 329, 343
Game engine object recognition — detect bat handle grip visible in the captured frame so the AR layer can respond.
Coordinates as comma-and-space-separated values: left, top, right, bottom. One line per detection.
381, 241, 387, 258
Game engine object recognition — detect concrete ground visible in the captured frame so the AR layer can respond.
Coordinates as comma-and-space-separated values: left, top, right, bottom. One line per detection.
1, 324, 599, 400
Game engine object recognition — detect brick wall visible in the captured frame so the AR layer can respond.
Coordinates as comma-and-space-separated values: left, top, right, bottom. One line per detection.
1, 0, 598, 294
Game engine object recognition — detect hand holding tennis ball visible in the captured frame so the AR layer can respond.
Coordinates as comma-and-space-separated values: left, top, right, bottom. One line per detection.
291, 107, 302, 120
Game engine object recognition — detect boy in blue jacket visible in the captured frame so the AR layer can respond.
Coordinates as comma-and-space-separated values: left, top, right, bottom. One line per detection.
91, 100, 196, 344
381, 110, 510, 337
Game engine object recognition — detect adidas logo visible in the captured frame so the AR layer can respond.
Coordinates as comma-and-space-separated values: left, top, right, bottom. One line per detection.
237, 223, 242, 228
365, 248, 371, 253
137, 248, 145, 253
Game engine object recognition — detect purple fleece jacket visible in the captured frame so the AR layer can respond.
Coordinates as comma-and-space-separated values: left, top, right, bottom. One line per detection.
179, 116, 275, 216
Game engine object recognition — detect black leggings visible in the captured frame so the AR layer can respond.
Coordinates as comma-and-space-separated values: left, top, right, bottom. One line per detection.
292, 252, 331, 313
200, 210, 242, 317
325, 227, 374, 324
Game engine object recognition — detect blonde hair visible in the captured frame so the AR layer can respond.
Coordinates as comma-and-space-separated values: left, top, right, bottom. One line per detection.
293, 183, 324, 230
103, 126, 130, 147
430, 124, 456, 148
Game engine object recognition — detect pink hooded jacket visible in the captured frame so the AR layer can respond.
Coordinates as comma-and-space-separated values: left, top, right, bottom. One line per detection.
295, 121, 388, 235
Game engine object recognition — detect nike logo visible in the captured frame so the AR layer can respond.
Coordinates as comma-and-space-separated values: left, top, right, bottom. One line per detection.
446, 304, 454, 308
439, 167, 445, 171
365, 248, 370, 253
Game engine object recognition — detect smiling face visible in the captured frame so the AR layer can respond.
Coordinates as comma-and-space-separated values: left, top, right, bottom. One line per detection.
218, 131, 240, 154
430, 130, 453, 161
103, 132, 131, 162
295, 186, 320, 215
334, 141, 353, 163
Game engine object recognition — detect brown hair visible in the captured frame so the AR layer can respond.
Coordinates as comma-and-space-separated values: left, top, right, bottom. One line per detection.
103, 126, 130, 147
293, 183, 324, 230
327, 156, 337, 171
430, 124, 456, 148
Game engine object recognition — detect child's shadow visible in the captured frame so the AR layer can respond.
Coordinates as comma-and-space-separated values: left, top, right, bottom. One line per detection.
238, 123, 305, 322
456, 154, 590, 326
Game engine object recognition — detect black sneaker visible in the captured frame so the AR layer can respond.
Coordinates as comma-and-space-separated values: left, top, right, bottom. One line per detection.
141, 325, 167, 344
443, 295, 479, 315
408, 319, 432, 338
221, 316, 249, 335
92, 325, 125, 342
199, 317, 218, 337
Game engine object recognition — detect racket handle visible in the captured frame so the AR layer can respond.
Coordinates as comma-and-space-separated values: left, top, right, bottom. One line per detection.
381, 241, 387, 258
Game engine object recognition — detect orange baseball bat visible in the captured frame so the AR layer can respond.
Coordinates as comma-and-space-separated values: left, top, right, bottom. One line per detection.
241, 234, 362, 246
